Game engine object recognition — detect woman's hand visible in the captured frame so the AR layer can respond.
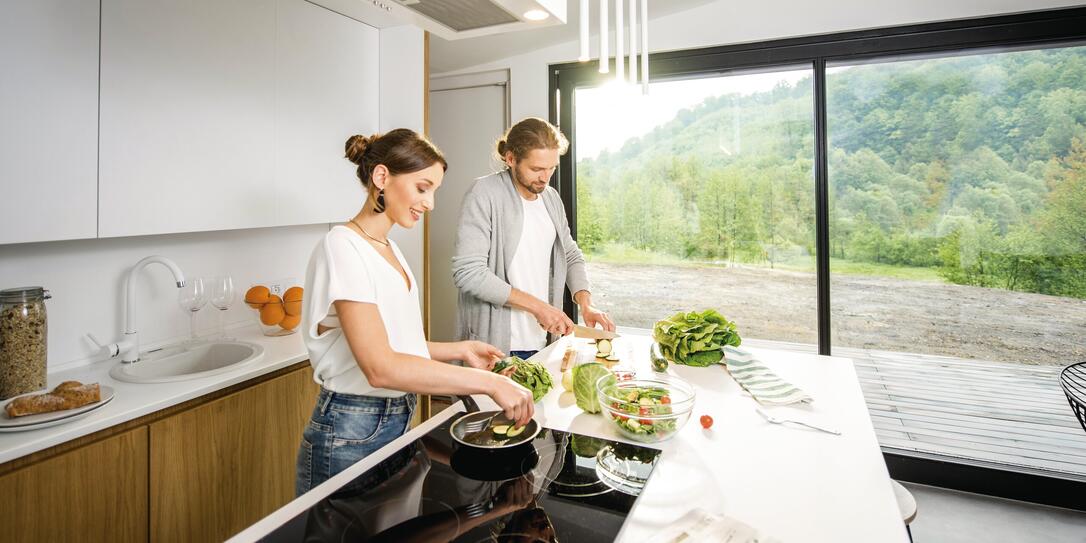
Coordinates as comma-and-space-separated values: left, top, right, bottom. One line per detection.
488, 374, 535, 427
459, 340, 504, 371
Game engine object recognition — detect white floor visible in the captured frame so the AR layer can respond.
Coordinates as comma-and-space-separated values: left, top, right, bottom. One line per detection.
902, 482, 1086, 543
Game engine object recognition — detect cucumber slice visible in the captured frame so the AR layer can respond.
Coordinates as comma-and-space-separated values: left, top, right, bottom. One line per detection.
596, 338, 613, 357
492, 425, 510, 436
506, 425, 526, 437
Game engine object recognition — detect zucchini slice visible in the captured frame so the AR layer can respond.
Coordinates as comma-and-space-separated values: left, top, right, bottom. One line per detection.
596, 338, 613, 357
492, 424, 510, 436
506, 425, 526, 437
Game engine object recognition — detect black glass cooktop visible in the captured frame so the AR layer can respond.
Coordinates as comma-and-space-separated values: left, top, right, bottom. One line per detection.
261, 414, 662, 542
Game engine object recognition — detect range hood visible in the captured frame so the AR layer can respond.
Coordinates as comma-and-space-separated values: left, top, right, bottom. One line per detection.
389, 0, 566, 39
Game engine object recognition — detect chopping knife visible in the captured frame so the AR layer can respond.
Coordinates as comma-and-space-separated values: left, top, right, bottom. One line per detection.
572, 324, 618, 340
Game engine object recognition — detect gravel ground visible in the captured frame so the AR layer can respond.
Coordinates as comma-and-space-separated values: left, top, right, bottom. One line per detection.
586, 262, 1086, 366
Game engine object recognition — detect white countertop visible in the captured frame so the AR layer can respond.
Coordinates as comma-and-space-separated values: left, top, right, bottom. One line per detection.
0, 326, 308, 465
232, 333, 909, 543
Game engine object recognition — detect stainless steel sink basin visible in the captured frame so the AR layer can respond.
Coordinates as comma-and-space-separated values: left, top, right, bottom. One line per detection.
110, 340, 264, 384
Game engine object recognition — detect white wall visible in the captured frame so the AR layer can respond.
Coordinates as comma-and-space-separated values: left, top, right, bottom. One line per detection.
0, 224, 327, 371
433, 0, 1085, 121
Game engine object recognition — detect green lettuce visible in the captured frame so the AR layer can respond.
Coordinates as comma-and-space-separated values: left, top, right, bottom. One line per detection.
493, 355, 553, 402
652, 309, 741, 367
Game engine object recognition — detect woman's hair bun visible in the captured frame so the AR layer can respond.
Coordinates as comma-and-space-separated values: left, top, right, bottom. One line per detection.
345, 134, 377, 165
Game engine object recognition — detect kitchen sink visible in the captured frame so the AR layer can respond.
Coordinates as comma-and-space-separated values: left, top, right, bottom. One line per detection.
110, 340, 264, 384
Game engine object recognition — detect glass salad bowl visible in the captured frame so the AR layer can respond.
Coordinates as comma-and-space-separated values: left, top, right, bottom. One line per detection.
596, 374, 696, 443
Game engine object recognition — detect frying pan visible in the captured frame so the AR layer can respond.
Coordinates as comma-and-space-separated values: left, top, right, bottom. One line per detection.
451, 395, 541, 450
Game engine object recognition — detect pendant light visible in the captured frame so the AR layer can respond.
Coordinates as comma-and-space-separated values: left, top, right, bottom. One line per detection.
579, 0, 589, 62
598, 0, 609, 73
640, 0, 649, 94
628, 0, 638, 82
580, 0, 647, 91
615, 0, 624, 83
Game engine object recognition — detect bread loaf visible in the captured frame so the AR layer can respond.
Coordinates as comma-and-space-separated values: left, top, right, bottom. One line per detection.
5, 381, 101, 418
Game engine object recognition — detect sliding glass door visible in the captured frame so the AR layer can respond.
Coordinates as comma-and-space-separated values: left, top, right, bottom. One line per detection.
572, 68, 818, 346
827, 45, 1086, 477
552, 7, 1086, 506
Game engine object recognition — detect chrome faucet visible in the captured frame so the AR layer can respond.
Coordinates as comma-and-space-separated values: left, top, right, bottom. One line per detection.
89, 256, 187, 363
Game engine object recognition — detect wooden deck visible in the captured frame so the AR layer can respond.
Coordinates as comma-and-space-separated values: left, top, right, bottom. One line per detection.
745, 339, 1086, 480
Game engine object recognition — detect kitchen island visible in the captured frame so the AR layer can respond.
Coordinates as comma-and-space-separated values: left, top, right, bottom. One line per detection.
234, 330, 909, 542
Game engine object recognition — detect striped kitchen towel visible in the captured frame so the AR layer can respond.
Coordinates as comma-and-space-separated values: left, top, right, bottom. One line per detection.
723, 346, 812, 405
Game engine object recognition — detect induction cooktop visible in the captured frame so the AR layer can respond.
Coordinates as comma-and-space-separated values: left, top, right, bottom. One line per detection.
261, 413, 662, 542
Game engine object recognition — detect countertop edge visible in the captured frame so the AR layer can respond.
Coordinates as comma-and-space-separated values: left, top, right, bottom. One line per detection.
0, 326, 309, 466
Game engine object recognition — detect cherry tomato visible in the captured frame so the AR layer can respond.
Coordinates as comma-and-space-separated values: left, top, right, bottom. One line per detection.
639, 419, 654, 426
660, 396, 672, 404
700, 414, 714, 429
639, 406, 651, 416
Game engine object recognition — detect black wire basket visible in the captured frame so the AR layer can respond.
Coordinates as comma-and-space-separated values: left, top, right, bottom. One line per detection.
1059, 362, 1086, 434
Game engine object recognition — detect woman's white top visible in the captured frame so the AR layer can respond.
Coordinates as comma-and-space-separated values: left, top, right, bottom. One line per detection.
507, 195, 556, 351
302, 225, 429, 397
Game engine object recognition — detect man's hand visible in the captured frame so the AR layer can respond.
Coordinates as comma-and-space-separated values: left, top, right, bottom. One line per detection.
459, 340, 504, 371
580, 304, 615, 332
574, 291, 615, 332
533, 302, 574, 336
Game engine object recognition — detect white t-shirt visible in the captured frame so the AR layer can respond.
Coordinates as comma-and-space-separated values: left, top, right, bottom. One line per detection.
507, 196, 556, 351
302, 225, 429, 397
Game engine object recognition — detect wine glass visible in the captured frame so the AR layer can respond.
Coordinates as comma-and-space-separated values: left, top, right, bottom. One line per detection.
177, 277, 208, 341
210, 275, 236, 340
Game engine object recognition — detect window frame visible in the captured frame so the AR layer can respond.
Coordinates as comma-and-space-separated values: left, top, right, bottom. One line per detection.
549, 6, 1086, 510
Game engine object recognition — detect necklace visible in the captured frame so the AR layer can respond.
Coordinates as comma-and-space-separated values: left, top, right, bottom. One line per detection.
350, 217, 390, 246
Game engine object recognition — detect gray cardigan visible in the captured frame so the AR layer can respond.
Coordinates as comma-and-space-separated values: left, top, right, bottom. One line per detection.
451, 169, 591, 353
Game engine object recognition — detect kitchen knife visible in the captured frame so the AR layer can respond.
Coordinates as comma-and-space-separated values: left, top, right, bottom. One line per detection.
572, 324, 618, 340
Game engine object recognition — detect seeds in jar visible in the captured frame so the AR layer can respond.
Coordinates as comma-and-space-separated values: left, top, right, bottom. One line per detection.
0, 301, 47, 400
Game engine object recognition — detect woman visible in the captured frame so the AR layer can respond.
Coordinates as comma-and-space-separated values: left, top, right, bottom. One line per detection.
297, 129, 535, 495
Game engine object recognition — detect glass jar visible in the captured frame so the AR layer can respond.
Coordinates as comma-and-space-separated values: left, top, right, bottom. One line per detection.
0, 287, 50, 400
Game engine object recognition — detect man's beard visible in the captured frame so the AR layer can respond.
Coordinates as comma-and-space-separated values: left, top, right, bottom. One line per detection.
512, 168, 546, 194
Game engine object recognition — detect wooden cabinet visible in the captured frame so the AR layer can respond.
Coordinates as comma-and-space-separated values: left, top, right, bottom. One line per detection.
149, 366, 319, 542
0, 0, 99, 244
0, 427, 148, 542
0, 364, 318, 542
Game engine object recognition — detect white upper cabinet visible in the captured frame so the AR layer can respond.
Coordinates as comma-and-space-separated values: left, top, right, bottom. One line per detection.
0, 0, 99, 245
99, 0, 381, 237
3, 0, 400, 243
99, 0, 278, 237
274, 0, 376, 225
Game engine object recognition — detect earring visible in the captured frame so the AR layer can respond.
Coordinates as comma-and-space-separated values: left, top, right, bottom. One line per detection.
373, 189, 386, 213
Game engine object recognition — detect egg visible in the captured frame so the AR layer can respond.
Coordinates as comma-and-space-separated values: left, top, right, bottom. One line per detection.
279, 313, 301, 331
283, 286, 303, 316
259, 294, 285, 325
245, 285, 270, 309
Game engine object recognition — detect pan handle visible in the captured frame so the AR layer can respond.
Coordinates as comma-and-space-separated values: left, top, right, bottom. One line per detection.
457, 395, 480, 413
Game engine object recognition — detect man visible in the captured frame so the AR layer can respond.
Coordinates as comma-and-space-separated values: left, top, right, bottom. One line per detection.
452, 117, 614, 359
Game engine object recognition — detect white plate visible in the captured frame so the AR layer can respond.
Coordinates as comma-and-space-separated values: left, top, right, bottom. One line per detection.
0, 385, 115, 432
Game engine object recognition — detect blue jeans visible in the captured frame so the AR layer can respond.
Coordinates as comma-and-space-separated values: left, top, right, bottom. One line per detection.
509, 350, 539, 360
295, 388, 417, 496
